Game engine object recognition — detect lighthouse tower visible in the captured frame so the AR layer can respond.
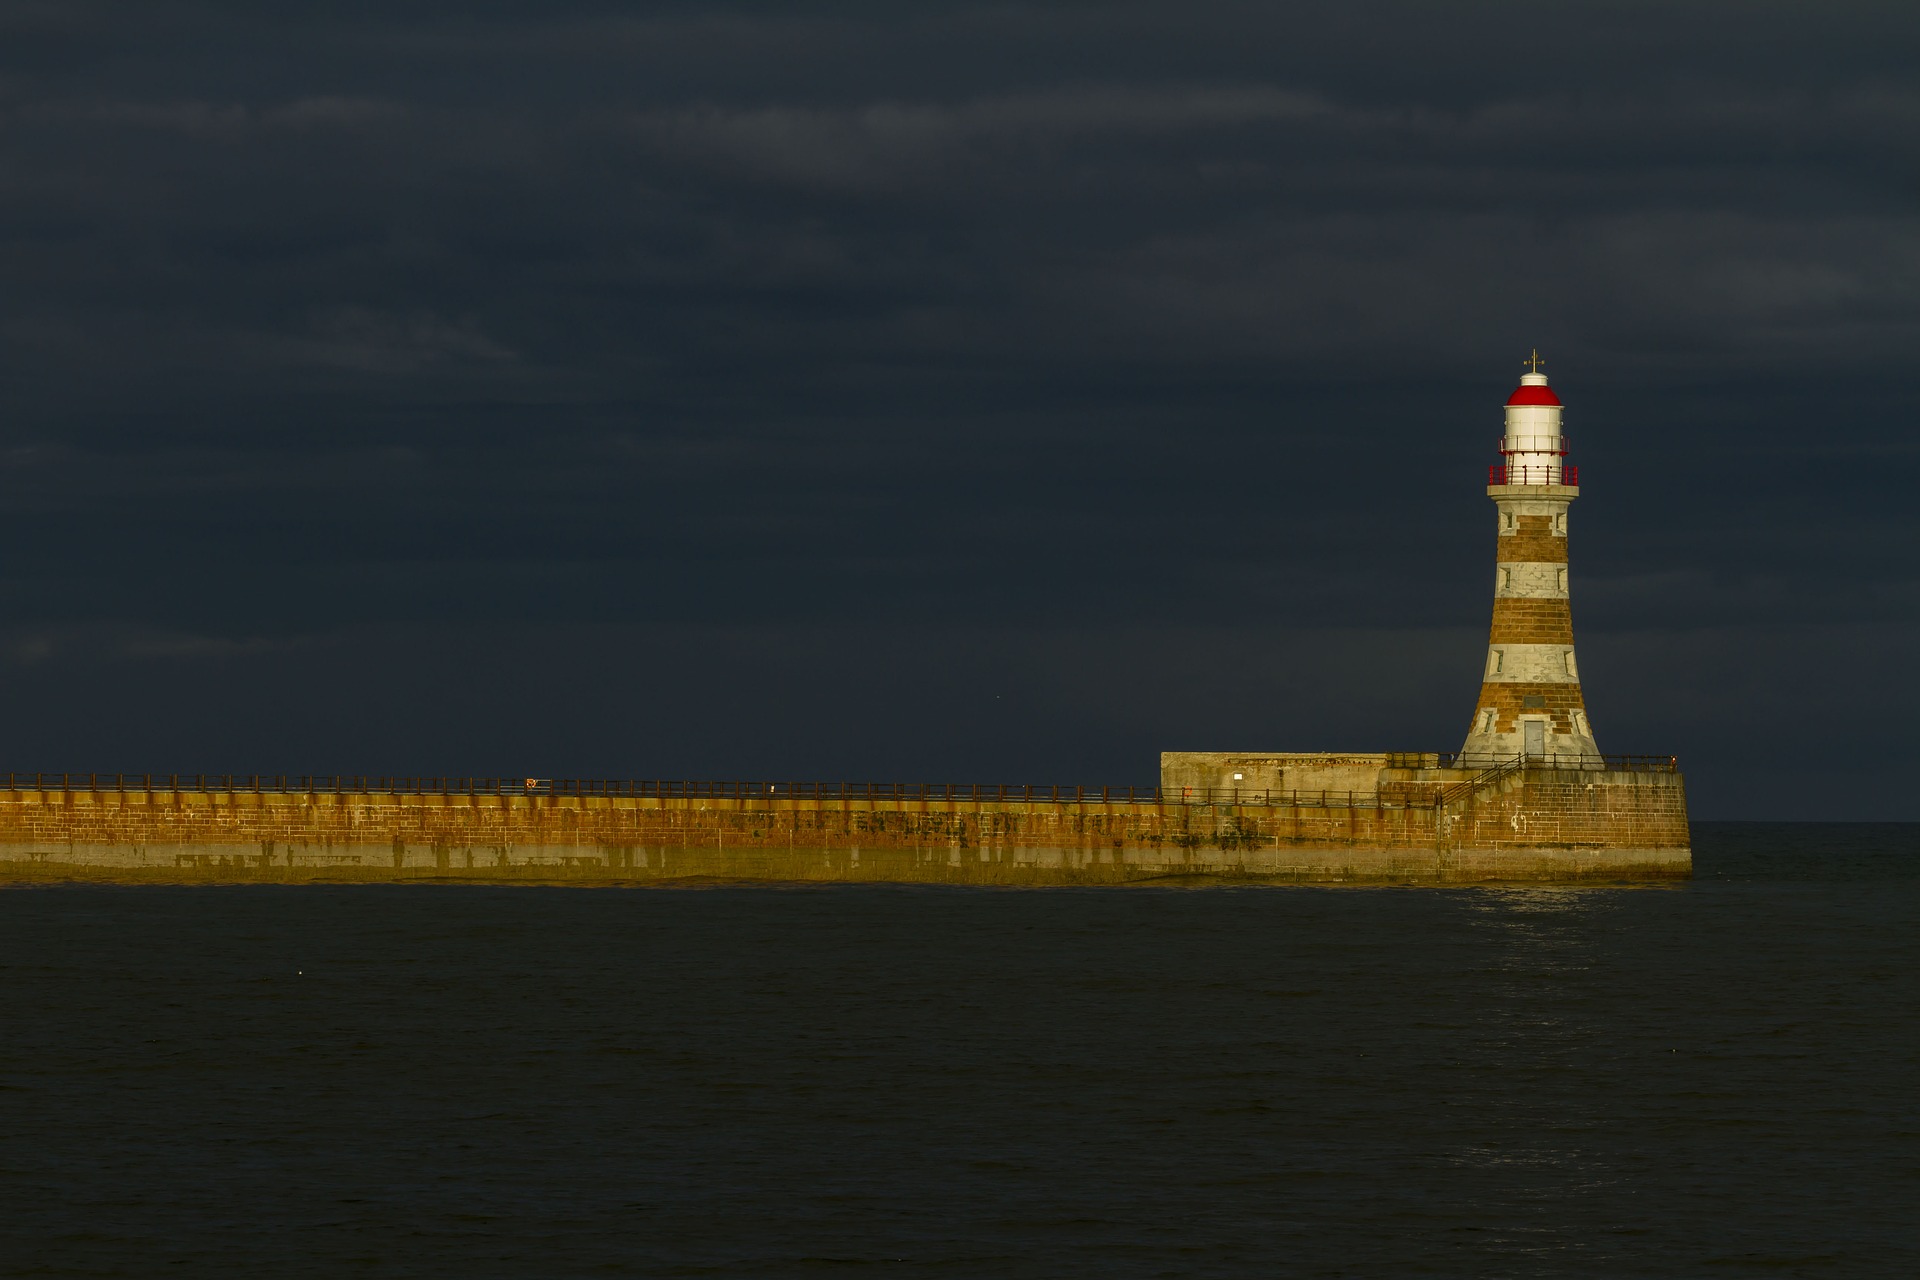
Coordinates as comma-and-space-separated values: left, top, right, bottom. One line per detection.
1457, 353, 1602, 766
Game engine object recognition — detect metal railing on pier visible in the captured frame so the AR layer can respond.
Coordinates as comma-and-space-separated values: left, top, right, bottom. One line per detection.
0, 754, 1682, 808
1440, 752, 1677, 773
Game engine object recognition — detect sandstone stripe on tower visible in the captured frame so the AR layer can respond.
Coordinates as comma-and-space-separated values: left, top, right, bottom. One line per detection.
1488, 597, 1576, 644
1466, 681, 1593, 737
1497, 523, 1567, 563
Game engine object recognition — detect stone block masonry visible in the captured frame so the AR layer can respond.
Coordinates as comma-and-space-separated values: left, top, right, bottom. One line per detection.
0, 769, 1690, 885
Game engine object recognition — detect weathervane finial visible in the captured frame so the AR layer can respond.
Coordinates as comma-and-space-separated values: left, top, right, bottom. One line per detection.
1524, 349, 1546, 374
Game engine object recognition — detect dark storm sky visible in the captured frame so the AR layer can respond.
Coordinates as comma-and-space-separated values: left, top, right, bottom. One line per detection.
1, 2, 1915, 817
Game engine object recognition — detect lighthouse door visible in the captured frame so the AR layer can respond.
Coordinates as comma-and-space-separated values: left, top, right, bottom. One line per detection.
1523, 719, 1546, 759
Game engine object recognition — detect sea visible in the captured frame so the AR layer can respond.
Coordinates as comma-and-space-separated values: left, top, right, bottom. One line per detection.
1, 822, 1913, 1278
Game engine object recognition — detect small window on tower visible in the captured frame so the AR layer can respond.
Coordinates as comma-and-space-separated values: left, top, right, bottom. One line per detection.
1557, 567, 1567, 592
1481, 709, 1496, 732
1554, 513, 1566, 535
1491, 650, 1505, 675
1564, 651, 1578, 677
1501, 568, 1513, 591
1503, 512, 1515, 531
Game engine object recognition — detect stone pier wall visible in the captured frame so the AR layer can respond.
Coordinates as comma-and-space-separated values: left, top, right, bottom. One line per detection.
0, 769, 1689, 884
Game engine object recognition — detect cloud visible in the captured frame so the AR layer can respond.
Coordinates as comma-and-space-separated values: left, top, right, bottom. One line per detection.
624, 81, 1920, 196
0, 2, 1914, 810
632, 85, 1334, 187
16, 95, 408, 138
0, 624, 303, 666
289, 307, 519, 372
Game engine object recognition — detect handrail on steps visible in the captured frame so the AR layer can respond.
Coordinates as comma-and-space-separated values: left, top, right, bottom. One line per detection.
1438, 754, 1528, 809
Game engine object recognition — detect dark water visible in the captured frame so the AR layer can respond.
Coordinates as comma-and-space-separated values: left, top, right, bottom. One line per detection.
2, 824, 1915, 1278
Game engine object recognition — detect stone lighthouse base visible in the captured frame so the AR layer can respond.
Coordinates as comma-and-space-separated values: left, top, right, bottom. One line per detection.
1156, 751, 1691, 881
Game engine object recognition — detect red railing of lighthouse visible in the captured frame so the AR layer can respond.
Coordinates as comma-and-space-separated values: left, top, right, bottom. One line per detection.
1490, 464, 1578, 485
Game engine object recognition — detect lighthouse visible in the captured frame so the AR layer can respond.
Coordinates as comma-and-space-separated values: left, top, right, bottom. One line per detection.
1457, 353, 1603, 766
